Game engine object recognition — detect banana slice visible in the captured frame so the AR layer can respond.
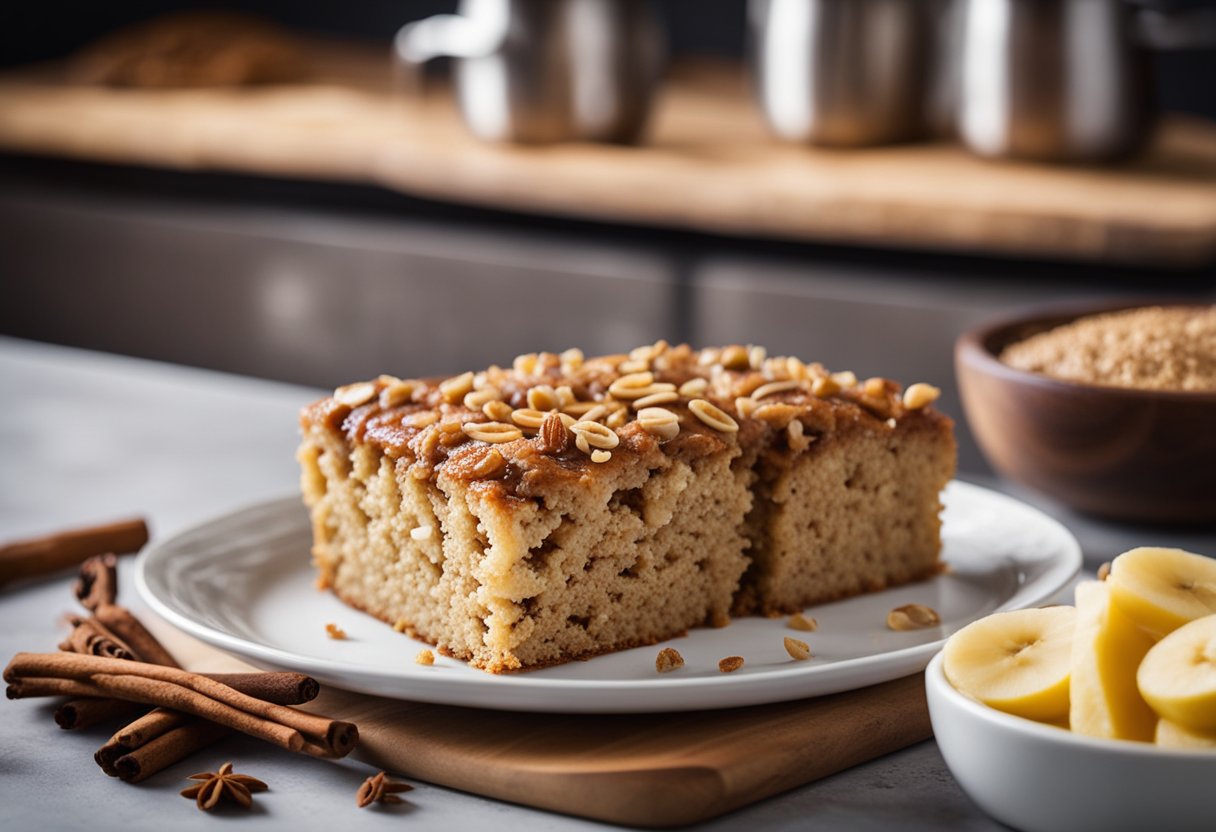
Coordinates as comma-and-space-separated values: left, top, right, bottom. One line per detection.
1155, 719, 1216, 751
942, 606, 1076, 723
1138, 614, 1216, 735
1108, 547, 1216, 640
1069, 581, 1157, 741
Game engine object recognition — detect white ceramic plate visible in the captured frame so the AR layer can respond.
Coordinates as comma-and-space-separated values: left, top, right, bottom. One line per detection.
137, 480, 1080, 713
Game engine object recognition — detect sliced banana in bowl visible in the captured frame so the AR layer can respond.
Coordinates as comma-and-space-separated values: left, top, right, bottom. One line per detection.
927, 546, 1216, 832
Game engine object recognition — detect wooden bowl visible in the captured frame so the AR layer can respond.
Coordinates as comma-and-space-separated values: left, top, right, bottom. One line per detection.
955, 301, 1216, 525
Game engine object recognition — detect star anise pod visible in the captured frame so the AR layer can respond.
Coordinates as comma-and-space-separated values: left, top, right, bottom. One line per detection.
356, 770, 413, 808
180, 762, 268, 811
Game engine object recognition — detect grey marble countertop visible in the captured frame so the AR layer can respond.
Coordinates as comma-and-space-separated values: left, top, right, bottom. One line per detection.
2, 336, 1212, 831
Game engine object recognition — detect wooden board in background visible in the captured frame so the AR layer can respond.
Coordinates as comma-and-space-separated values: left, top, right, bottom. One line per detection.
1, 44, 1212, 267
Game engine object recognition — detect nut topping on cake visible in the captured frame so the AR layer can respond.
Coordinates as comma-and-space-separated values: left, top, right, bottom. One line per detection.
298, 342, 956, 673
689, 399, 739, 433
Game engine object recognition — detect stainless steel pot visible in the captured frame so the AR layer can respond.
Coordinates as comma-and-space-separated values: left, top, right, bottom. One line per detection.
749, 0, 948, 146
958, 0, 1216, 162
395, 0, 663, 145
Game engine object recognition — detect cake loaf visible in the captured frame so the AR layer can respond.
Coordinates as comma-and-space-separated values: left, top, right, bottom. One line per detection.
298, 343, 956, 672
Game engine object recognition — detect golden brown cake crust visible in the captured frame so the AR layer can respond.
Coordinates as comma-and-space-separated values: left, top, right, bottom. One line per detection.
300, 343, 951, 498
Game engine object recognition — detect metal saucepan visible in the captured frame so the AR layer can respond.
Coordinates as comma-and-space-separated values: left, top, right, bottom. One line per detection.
395, 0, 664, 145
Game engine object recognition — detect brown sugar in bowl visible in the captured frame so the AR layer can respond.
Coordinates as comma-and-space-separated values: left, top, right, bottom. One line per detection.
955, 300, 1216, 525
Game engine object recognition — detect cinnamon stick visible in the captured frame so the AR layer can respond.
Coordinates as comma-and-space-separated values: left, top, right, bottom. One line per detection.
59, 615, 138, 660
74, 553, 119, 611
113, 720, 230, 783
54, 697, 143, 730
5, 653, 356, 758
95, 674, 321, 773
97, 708, 190, 775
92, 604, 179, 668
0, 519, 148, 588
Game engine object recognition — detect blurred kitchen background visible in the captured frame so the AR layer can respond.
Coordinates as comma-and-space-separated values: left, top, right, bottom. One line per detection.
1, 0, 1214, 475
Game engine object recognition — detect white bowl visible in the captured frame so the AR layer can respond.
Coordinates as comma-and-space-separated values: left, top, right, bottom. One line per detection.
925, 651, 1216, 832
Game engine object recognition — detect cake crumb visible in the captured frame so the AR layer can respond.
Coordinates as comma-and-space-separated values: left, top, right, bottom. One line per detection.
392, 619, 408, 633
718, 656, 744, 673
783, 637, 811, 661
788, 613, 818, 632
325, 622, 347, 640
886, 604, 940, 631
415, 649, 435, 666
655, 647, 684, 673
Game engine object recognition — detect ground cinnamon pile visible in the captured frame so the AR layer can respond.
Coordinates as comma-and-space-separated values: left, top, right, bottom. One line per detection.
999, 305, 1216, 392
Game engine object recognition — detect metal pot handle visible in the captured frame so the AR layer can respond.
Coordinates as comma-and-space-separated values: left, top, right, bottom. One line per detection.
392, 3, 510, 93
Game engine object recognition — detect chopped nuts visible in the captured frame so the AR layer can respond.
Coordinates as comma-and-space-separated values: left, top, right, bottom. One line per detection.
753, 402, 799, 428
689, 399, 739, 433
439, 372, 475, 404
325, 623, 347, 640
787, 419, 811, 452
559, 347, 584, 373
463, 387, 502, 410
718, 656, 745, 673
902, 382, 941, 411
563, 400, 601, 417
590, 449, 612, 464
539, 413, 571, 454
655, 647, 684, 673
618, 358, 651, 374
579, 404, 611, 423
380, 380, 417, 408
637, 406, 680, 441
410, 525, 434, 541
462, 422, 524, 444
831, 370, 858, 388
513, 353, 539, 375
555, 385, 577, 408
608, 371, 655, 399
527, 385, 560, 412
811, 376, 841, 398
678, 377, 709, 397
1096, 561, 1112, 582
393, 619, 408, 633
863, 377, 888, 398
632, 390, 680, 409
403, 411, 440, 428
467, 449, 507, 479
887, 603, 941, 631
734, 396, 757, 418
482, 400, 514, 422
751, 379, 801, 400
510, 408, 548, 430
788, 612, 818, 632
334, 382, 377, 408
606, 408, 628, 429
570, 420, 621, 450
748, 345, 767, 369
784, 637, 812, 661
415, 649, 435, 666
720, 345, 750, 370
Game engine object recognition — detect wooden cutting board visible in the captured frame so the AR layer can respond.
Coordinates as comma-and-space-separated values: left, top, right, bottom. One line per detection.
0, 43, 1214, 267
163, 621, 930, 828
